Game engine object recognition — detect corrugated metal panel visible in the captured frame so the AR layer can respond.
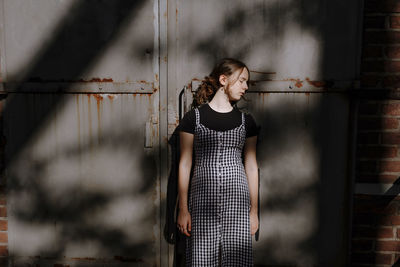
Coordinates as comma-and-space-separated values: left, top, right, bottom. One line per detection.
169, 0, 363, 265
2, 0, 158, 85
1, 0, 163, 266
5, 93, 160, 266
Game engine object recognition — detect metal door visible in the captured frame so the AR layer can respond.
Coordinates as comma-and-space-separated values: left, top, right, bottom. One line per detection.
168, 0, 363, 266
1, 0, 164, 266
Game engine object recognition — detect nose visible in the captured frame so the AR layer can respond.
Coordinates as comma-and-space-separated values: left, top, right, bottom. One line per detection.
244, 82, 248, 90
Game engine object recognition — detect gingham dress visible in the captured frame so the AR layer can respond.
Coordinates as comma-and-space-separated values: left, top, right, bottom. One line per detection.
186, 108, 253, 267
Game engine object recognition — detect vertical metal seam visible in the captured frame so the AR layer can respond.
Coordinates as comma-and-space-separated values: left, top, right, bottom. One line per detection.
158, 0, 169, 265
0, 0, 7, 82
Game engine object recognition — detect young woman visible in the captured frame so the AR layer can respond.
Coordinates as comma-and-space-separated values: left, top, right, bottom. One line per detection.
177, 58, 259, 267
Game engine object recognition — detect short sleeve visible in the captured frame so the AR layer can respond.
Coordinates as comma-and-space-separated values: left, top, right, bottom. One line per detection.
245, 113, 260, 138
179, 109, 195, 134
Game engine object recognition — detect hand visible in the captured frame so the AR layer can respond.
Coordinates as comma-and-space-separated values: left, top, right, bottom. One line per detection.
250, 211, 259, 236
177, 209, 191, 237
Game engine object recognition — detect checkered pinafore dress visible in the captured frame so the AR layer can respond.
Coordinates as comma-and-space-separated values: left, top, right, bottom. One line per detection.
186, 107, 253, 267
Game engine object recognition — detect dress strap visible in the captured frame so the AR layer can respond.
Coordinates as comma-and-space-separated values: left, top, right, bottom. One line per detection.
195, 108, 200, 126
241, 112, 245, 126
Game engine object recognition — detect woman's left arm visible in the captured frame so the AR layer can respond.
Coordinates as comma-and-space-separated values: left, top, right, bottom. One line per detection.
244, 135, 259, 235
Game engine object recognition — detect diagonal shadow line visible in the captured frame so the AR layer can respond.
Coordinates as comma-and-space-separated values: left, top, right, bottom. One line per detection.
1, 0, 147, 175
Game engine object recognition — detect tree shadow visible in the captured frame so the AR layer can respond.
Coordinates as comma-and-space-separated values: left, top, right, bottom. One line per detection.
168, 0, 361, 265
0, 0, 164, 266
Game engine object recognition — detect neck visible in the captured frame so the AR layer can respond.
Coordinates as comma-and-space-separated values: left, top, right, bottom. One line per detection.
208, 87, 233, 112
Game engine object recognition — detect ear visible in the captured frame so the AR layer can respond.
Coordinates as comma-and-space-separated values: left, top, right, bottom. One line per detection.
219, 74, 228, 86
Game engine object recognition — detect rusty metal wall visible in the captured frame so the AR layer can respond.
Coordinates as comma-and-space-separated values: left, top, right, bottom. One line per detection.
1, 0, 163, 266
168, 0, 363, 266
0, 0, 364, 266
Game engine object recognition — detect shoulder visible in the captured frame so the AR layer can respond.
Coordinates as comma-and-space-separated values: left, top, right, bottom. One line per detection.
244, 113, 256, 124
239, 110, 260, 138
179, 108, 197, 134
236, 108, 256, 122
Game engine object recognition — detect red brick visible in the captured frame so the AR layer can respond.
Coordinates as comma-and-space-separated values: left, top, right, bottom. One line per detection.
390, 16, 400, 29
379, 160, 400, 172
383, 118, 400, 129
0, 207, 6, 218
382, 103, 400, 115
384, 75, 400, 87
365, 0, 400, 13
359, 102, 381, 115
365, 16, 387, 29
360, 74, 382, 87
356, 174, 400, 183
0, 232, 7, 243
382, 133, 400, 144
357, 146, 397, 159
0, 197, 6, 206
351, 252, 392, 264
353, 226, 394, 239
385, 46, 400, 59
357, 132, 380, 144
0, 221, 7, 231
376, 240, 400, 251
356, 160, 377, 173
364, 31, 400, 45
0, 246, 7, 256
385, 61, 400, 72
357, 117, 399, 130
378, 215, 400, 226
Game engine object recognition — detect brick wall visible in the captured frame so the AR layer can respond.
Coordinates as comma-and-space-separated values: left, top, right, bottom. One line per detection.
351, 0, 400, 265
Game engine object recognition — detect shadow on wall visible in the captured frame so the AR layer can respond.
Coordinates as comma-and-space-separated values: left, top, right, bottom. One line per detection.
0, 0, 163, 265
0, 0, 359, 266
171, 0, 359, 265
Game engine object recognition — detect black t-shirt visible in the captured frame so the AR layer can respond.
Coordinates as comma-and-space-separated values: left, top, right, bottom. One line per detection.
179, 103, 259, 138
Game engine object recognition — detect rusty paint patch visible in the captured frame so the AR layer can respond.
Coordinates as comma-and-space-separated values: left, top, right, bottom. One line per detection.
286, 78, 303, 88
86, 94, 93, 146
92, 94, 104, 102
138, 80, 151, 84
305, 78, 324, 87
107, 94, 115, 100
26, 77, 114, 83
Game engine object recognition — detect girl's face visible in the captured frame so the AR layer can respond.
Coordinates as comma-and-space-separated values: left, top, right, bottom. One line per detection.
224, 68, 249, 101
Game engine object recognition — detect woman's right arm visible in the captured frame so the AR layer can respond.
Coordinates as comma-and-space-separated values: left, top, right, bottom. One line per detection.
177, 131, 194, 236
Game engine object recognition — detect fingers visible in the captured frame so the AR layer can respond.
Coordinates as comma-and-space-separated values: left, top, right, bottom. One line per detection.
177, 219, 191, 237
183, 225, 190, 237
